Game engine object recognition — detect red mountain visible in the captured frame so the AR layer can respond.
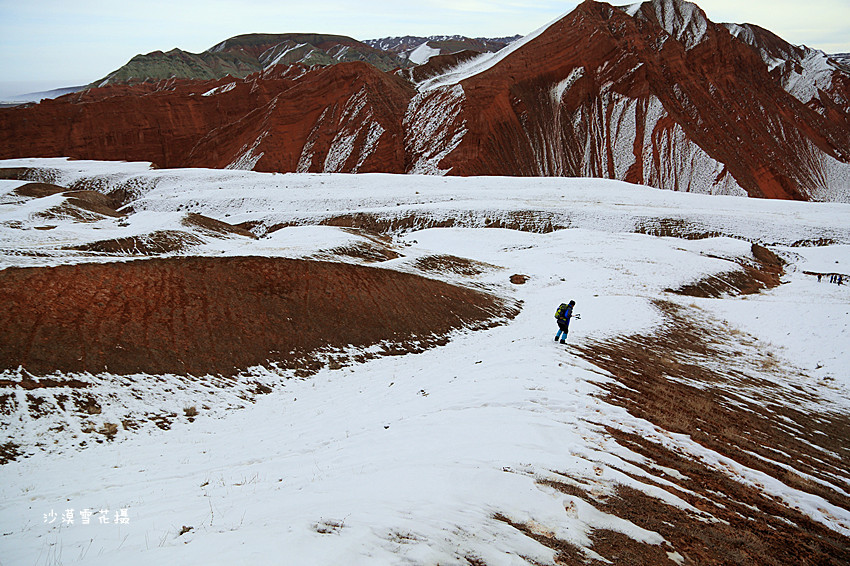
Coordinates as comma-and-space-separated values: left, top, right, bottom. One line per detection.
411, 0, 850, 200
0, 63, 414, 174
1, 0, 848, 201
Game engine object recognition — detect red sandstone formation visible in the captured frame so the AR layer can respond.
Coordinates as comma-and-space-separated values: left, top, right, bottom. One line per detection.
1, 0, 848, 201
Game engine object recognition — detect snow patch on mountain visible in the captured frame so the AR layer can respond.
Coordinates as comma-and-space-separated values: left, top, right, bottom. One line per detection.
356, 120, 386, 171
260, 42, 309, 68
775, 47, 840, 107
201, 82, 236, 97
324, 88, 369, 172
416, 9, 570, 91
404, 85, 467, 174
803, 139, 850, 203
619, 0, 709, 50
648, 119, 745, 196
297, 108, 328, 173
723, 23, 843, 107
226, 131, 267, 171
551, 67, 585, 103
323, 86, 385, 173
649, 0, 709, 50
408, 42, 441, 65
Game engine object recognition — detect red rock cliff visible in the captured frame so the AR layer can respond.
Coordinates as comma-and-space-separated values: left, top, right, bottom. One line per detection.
0, 62, 415, 175
422, 0, 850, 199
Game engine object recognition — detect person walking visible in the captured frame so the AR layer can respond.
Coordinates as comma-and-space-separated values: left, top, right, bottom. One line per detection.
554, 300, 576, 344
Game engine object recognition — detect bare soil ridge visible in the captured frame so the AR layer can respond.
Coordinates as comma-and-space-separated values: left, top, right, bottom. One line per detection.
0, 256, 517, 377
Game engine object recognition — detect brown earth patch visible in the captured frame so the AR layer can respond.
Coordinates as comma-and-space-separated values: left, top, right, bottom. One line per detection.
182, 212, 256, 239
791, 238, 838, 247
12, 184, 126, 221
414, 254, 498, 277
34, 202, 106, 223
0, 167, 29, 180
319, 241, 401, 263
0, 441, 21, 465
634, 218, 723, 240
63, 190, 124, 218
0, 256, 517, 376
68, 230, 204, 254
313, 210, 568, 236
0, 376, 90, 389
535, 447, 849, 565
316, 229, 402, 263
11, 182, 67, 198
666, 244, 784, 297
574, 300, 850, 510
0, 393, 14, 414
319, 212, 458, 234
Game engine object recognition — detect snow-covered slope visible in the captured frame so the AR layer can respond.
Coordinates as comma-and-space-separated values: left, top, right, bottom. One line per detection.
723, 22, 846, 108
407, 42, 442, 65
1, 158, 849, 564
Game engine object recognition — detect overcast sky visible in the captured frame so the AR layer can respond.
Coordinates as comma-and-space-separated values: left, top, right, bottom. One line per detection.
1, 0, 848, 98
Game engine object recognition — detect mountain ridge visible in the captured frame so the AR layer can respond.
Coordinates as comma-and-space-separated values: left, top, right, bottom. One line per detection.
92, 33, 519, 88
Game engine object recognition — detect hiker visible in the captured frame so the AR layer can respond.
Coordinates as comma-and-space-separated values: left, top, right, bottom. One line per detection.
818, 274, 822, 282
554, 300, 576, 344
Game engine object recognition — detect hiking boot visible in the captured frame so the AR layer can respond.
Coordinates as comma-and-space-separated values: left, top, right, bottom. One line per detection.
559, 339, 566, 344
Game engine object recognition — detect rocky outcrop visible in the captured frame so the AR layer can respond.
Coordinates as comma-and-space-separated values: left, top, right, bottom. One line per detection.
1, 0, 848, 201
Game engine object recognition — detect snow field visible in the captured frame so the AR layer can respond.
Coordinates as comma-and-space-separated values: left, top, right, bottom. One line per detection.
1, 158, 849, 563
0, 226, 699, 565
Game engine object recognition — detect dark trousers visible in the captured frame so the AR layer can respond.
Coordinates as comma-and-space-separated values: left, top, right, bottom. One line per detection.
555, 320, 570, 341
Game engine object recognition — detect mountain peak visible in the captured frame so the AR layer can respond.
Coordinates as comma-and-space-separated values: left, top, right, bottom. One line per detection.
618, 0, 710, 49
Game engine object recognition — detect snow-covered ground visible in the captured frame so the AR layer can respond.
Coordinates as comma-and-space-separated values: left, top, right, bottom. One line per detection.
1, 158, 848, 564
